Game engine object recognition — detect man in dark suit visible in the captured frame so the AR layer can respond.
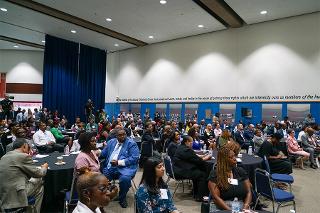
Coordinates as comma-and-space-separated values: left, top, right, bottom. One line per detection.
0, 138, 48, 212
101, 128, 139, 208
173, 136, 211, 201
234, 123, 251, 149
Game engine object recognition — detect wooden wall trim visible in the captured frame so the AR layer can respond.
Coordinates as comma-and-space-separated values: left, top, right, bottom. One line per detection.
6, 83, 42, 94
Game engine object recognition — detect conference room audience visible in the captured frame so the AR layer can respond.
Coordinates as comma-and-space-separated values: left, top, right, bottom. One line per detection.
101, 128, 139, 208
0, 138, 48, 213
244, 124, 255, 141
301, 127, 320, 169
208, 147, 252, 210
71, 116, 82, 132
286, 129, 310, 169
218, 129, 232, 148
252, 129, 264, 154
33, 121, 64, 153
203, 124, 215, 147
141, 122, 156, 147
167, 130, 181, 158
136, 157, 179, 213
75, 132, 100, 173
51, 120, 73, 149
224, 140, 241, 156
234, 123, 250, 149
73, 169, 118, 213
188, 127, 203, 150
86, 118, 98, 132
159, 125, 173, 152
257, 133, 292, 174
297, 125, 307, 142
173, 136, 210, 201
213, 123, 222, 139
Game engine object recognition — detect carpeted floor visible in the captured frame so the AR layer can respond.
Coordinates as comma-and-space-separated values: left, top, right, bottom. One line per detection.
105, 165, 319, 213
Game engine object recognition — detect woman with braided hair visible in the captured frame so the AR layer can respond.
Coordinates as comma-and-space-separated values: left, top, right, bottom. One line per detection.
208, 147, 252, 210
73, 169, 118, 213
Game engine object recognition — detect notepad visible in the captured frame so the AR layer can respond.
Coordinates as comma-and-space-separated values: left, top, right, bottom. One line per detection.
35, 154, 49, 158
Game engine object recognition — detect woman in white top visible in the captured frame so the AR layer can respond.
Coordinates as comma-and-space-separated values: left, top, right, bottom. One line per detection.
73, 169, 118, 213
214, 124, 222, 139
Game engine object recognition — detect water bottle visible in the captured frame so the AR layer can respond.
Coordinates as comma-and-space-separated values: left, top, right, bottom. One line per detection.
209, 201, 217, 213
231, 197, 240, 213
64, 145, 70, 155
248, 146, 253, 155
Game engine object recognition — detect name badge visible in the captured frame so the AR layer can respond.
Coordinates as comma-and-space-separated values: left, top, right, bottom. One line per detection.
160, 189, 168, 199
228, 178, 238, 185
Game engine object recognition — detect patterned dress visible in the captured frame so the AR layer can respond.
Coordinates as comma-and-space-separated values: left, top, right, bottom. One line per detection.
136, 184, 177, 213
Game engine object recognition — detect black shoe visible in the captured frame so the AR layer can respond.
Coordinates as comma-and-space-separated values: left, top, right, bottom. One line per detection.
311, 164, 318, 169
119, 200, 128, 208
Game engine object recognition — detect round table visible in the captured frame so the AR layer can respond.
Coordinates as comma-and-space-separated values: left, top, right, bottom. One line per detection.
34, 152, 77, 211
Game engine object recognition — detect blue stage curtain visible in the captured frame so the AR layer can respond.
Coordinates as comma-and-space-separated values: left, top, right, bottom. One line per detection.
79, 44, 106, 120
43, 35, 106, 122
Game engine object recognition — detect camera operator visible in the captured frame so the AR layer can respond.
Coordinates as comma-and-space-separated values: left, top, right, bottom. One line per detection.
85, 99, 94, 122
1, 95, 14, 120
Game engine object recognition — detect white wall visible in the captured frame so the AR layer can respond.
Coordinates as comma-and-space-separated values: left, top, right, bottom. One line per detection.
106, 12, 320, 103
0, 50, 44, 102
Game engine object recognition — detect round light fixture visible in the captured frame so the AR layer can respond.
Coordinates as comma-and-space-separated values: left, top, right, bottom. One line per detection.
13, 45, 19, 48
198, 24, 204, 28
106, 18, 112, 22
0, 8, 8, 12
114, 43, 119, 47
71, 30, 77, 33
160, 0, 167, 5
260, 10, 267, 15
148, 35, 154, 39
41, 40, 45, 43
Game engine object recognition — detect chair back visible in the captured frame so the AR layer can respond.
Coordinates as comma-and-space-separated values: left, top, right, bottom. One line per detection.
255, 168, 273, 200
163, 155, 175, 179
262, 156, 271, 173
140, 141, 153, 157
69, 171, 78, 203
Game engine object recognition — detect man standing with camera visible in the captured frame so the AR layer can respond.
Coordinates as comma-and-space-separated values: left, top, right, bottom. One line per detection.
0, 95, 14, 120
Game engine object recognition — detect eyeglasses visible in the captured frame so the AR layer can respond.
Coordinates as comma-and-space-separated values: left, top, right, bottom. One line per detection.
97, 185, 108, 193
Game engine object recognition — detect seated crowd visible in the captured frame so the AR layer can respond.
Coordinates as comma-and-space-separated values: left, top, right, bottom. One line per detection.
0, 108, 320, 212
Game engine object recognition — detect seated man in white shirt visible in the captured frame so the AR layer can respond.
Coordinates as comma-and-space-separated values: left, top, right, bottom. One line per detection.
33, 122, 64, 153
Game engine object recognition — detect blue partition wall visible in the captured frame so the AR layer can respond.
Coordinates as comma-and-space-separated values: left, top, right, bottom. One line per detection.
105, 102, 320, 124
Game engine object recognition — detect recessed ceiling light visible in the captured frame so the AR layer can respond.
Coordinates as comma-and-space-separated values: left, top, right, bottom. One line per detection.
106, 18, 112, 22
148, 35, 154, 39
260, 10, 267, 15
0, 8, 7, 12
71, 30, 77, 33
160, 0, 167, 5
13, 45, 19, 48
41, 40, 45, 43
198, 24, 204, 28
114, 43, 119, 47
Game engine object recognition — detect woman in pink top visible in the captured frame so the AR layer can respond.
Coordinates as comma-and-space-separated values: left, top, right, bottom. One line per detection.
286, 129, 309, 169
75, 132, 101, 173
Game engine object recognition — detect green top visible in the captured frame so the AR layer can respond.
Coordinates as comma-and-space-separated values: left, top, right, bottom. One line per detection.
50, 127, 64, 140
